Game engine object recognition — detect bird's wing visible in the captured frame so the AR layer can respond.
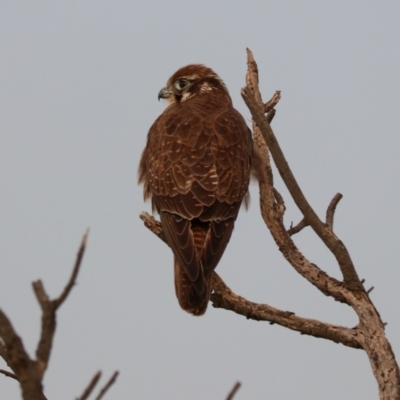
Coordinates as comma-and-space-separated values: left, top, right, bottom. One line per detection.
139, 102, 252, 293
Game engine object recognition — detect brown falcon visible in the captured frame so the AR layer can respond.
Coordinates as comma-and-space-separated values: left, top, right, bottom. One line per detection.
139, 64, 252, 315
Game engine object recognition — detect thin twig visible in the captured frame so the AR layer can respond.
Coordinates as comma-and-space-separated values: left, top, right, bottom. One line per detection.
264, 91, 281, 113
55, 229, 89, 308
34, 230, 89, 378
0, 369, 18, 381
226, 381, 241, 400
77, 371, 102, 400
326, 193, 343, 228
32, 281, 49, 307
287, 218, 310, 236
95, 371, 119, 400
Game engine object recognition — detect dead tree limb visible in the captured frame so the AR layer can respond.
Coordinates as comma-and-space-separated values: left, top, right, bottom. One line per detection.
287, 218, 309, 236
0, 368, 18, 380
33, 230, 88, 383
94, 371, 119, 400
0, 232, 119, 400
211, 273, 361, 348
77, 371, 102, 400
241, 48, 400, 400
76, 370, 120, 400
326, 193, 343, 228
0, 231, 96, 400
139, 49, 400, 399
225, 381, 241, 400
243, 48, 363, 290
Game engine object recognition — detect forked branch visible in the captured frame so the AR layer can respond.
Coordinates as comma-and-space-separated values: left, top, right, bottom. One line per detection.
0, 231, 119, 400
77, 370, 119, 400
139, 212, 361, 349
139, 49, 400, 400
242, 85, 362, 291
241, 48, 400, 400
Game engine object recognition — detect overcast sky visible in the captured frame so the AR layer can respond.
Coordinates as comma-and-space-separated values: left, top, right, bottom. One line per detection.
1, 2, 399, 399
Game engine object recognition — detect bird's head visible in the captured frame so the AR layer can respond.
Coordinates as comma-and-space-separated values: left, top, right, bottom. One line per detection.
158, 64, 229, 104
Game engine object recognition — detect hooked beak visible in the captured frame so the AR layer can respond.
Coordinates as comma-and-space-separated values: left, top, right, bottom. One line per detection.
158, 87, 173, 101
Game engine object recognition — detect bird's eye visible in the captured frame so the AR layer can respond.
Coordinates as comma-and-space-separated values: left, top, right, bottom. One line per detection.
175, 79, 189, 90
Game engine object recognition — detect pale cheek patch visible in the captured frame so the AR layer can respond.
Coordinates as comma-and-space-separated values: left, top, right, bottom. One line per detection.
181, 91, 194, 102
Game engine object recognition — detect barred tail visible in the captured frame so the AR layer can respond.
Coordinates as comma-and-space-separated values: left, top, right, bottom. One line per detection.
174, 259, 211, 316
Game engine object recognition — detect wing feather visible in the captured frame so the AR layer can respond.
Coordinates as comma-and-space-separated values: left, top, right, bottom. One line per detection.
139, 86, 252, 315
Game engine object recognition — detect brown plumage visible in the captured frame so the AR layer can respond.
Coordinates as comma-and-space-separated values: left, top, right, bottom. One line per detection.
139, 64, 252, 315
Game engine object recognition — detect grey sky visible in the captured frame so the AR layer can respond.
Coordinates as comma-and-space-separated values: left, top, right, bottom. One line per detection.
1, 1, 399, 399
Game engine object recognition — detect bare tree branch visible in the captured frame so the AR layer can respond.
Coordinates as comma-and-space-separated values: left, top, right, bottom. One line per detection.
326, 193, 343, 228
249, 113, 349, 303
287, 218, 309, 236
225, 381, 241, 400
94, 371, 119, 400
0, 311, 31, 374
0, 368, 19, 381
140, 206, 351, 309
0, 232, 90, 400
138, 49, 400, 400
211, 273, 361, 349
33, 230, 89, 380
55, 230, 89, 309
241, 85, 363, 291
32, 281, 49, 306
141, 214, 354, 330
76, 370, 119, 400
242, 48, 363, 291
241, 48, 400, 400
77, 371, 102, 400
264, 91, 281, 113
326, 193, 344, 230
139, 214, 371, 349
266, 109, 275, 124
367, 286, 375, 294
245, 48, 262, 104
140, 212, 167, 244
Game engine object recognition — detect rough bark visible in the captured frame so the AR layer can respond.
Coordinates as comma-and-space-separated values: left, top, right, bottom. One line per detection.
139, 49, 400, 399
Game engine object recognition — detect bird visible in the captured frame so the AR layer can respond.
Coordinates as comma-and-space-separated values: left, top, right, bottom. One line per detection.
139, 64, 252, 315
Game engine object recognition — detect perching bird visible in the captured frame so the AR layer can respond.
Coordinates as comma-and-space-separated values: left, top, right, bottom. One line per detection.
139, 64, 252, 315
